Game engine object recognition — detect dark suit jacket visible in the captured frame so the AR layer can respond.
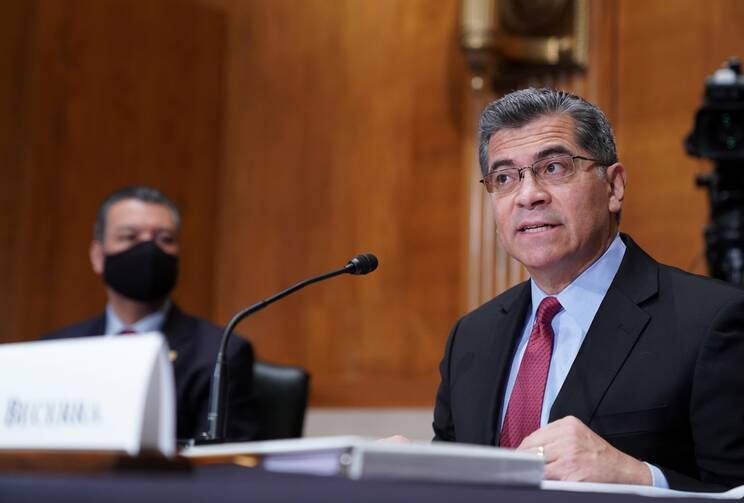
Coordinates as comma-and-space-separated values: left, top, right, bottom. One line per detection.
433, 234, 744, 491
43, 305, 257, 441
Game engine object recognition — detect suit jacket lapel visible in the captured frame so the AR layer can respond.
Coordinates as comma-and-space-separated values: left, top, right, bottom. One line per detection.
549, 235, 658, 425
160, 304, 191, 348
482, 282, 532, 444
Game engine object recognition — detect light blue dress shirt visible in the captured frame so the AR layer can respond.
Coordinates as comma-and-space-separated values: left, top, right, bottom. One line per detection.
498, 234, 668, 488
104, 301, 170, 336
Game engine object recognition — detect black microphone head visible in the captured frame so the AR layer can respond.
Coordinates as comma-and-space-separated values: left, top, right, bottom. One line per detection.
346, 253, 378, 275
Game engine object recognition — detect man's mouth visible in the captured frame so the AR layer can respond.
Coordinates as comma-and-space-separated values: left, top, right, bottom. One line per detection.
518, 223, 558, 233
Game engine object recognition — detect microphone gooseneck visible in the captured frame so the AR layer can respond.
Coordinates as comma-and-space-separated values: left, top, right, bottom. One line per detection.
205, 253, 378, 441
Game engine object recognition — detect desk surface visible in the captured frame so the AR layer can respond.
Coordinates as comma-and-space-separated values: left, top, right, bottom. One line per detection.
0, 464, 719, 503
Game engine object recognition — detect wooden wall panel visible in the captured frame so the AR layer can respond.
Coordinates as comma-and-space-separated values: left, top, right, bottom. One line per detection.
616, 0, 744, 273
205, 0, 468, 406
0, 0, 33, 341
0, 0, 227, 341
4, 0, 742, 409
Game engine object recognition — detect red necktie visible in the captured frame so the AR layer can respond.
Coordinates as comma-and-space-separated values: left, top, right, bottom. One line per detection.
118, 328, 137, 335
499, 296, 562, 448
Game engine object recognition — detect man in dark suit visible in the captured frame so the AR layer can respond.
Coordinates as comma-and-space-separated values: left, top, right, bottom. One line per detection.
433, 88, 744, 491
44, 186, 256, 441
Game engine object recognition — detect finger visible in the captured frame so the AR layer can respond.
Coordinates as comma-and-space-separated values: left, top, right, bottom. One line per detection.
518, 433, 546, 450
521, 445, 545, 457
522, 440, 564, 465
519, 415, 588, 449
377, 435, 410, 443
518, 424, 563, 450
542, 458, 567, 481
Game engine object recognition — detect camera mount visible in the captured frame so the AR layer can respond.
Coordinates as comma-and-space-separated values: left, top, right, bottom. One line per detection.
685, 58, 744, 284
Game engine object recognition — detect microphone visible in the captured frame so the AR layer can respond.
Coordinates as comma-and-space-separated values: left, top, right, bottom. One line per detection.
345, 253, 378, 275
204, 253, 379, 441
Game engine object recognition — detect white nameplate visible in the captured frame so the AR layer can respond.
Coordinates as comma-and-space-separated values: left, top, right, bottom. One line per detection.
0, 332, 175, 457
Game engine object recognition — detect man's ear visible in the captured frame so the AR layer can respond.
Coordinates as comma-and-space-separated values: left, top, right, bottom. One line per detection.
606, 163, 626, 215
90, 240, 104, 275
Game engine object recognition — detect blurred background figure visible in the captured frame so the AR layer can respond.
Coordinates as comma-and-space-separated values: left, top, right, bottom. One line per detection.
43, 186, 257, 441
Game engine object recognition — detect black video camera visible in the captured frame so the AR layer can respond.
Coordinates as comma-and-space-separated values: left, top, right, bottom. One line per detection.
685, 58, 744, 284
686, 58, 744, 161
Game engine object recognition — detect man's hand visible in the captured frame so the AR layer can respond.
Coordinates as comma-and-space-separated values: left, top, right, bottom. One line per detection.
517, 416, 652, 485
379, 435, 411, 444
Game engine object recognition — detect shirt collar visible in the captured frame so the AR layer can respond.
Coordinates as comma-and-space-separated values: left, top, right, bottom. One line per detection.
529, 234, 626, 333
105, 300, 171, 335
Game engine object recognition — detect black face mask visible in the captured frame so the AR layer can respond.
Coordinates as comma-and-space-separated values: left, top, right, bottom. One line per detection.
103, 241, 179, 302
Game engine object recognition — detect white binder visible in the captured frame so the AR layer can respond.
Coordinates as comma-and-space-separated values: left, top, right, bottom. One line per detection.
181, 435, 544, 486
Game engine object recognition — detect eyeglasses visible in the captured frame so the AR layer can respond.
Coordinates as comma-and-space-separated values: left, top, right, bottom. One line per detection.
480, 154, 603, 195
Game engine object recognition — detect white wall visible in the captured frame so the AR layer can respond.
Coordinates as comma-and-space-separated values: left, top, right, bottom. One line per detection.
303, 408, 433, 441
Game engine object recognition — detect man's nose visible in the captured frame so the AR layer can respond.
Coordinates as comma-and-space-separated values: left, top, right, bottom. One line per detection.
134, 231, 159, 244
514, 169, 550, 209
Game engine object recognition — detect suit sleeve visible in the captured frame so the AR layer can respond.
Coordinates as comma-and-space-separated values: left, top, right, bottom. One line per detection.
680, 293, 744, 489
655, 293, 744, 491
432, 318, 461, 442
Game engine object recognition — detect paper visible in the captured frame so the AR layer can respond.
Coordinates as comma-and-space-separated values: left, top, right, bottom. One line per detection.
542, 480, 744, 499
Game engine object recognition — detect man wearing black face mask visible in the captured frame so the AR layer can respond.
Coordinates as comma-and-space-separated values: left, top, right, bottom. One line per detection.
42, 186, 257, 441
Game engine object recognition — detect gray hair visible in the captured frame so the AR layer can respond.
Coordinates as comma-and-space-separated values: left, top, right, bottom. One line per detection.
94, 186, 181, 241
478, 88, 618, 176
